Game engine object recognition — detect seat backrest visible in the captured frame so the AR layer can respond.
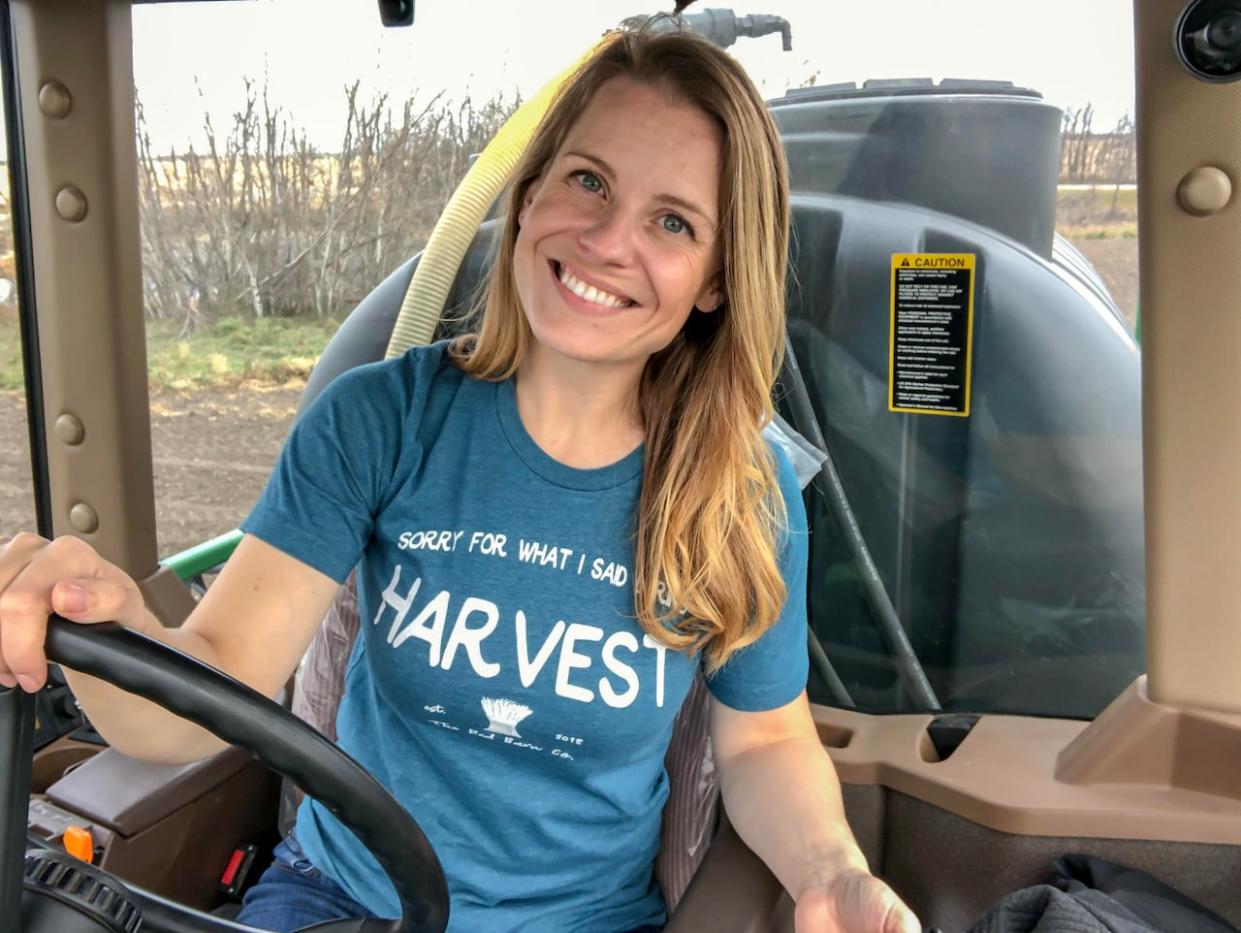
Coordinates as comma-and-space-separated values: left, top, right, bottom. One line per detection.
280, 571, 721, 913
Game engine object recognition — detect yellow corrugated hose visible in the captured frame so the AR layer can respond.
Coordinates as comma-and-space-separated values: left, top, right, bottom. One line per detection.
384, 37, 611, 358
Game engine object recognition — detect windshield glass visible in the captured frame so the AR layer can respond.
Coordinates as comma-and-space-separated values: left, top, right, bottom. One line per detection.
131, 0, 1141, 720
0, 65, 37, 537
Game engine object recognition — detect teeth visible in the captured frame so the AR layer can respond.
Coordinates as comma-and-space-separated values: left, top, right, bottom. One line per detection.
558, 264, 628, 308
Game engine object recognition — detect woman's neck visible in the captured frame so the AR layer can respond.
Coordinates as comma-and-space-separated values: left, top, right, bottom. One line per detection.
514, 345, 645, 469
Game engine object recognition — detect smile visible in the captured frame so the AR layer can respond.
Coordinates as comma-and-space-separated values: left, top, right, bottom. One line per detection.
551, 261, 635, 309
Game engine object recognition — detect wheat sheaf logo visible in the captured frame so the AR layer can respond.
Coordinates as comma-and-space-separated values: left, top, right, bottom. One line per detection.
480, 697, 533, 738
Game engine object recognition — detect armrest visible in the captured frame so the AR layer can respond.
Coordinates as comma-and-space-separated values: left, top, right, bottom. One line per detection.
45, 744, 250, 837
665, 814, 790, 933
44, 681, 291, 840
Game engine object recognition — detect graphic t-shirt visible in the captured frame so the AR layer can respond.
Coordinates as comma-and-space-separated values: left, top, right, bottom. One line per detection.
241, 341, 809, 932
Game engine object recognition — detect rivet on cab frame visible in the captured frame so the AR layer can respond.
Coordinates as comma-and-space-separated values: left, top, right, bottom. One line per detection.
55, 187, 88, 223
68, 503, 98, 534
37, 82, 71, 119
54, 413, 85, 446
1177, 166, 1232, 216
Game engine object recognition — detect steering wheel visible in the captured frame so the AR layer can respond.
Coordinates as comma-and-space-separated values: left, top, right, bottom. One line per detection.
11, 616, 449, 933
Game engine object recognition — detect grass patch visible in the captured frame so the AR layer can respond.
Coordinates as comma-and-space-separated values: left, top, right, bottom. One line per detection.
0, 313, 347, 391
146, 315, 343, 388
1057, 185, 1137, 212
1056, 186, 1138, 237
0, 308, 23, 390
1072, 224, 1139, 240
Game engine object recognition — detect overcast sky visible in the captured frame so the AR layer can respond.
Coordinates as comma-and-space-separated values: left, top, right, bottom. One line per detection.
130, 0, 1137, 152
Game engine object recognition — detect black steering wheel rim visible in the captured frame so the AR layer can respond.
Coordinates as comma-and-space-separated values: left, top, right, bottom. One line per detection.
31, 616, 449, 933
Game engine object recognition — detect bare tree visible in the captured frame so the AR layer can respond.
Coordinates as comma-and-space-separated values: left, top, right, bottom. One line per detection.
1059, 104, 1136, 186
136, 81, 517, 330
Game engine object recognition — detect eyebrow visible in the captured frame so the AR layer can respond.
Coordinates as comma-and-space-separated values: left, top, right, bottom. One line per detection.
563, 149, 718, 231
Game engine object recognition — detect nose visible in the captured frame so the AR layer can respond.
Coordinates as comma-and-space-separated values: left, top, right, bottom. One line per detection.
577, 202, 636, 266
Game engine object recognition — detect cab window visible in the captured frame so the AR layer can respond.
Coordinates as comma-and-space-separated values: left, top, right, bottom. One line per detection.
0, 62, 39, 537
131, 2, 1142, 719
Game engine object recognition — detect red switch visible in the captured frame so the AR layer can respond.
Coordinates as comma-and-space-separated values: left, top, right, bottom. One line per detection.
220, 848, 245, 886
218, 843, 259, 900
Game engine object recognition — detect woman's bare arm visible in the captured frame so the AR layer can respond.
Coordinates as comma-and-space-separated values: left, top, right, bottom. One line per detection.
0, 533, 341, 764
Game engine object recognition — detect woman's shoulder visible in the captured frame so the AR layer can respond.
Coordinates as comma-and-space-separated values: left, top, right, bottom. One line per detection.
372, 337, 459, 383
292, 341, 474, 458
325, 339, 465, 407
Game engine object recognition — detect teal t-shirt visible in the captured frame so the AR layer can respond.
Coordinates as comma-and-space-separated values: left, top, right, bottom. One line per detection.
241, 341, 809, 932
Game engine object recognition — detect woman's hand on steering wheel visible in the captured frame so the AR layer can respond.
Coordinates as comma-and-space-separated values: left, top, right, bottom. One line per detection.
0, 532, 149, 693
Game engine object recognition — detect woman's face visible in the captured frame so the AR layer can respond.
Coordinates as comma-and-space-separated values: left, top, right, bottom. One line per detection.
513, 75, 724, 372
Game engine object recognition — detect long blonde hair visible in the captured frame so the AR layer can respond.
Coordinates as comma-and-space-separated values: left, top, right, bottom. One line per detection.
451, 26, 791, 671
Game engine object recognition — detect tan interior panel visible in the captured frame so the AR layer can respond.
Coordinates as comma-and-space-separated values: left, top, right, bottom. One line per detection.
10, 0, 161, 575
1138, 0, 1241, 713
812, 678, 1241, 845
138, 564, 198, 629
1055, 676, 1241, 798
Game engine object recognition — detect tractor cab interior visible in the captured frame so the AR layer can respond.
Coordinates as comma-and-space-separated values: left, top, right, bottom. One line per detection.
5, 2, 1241, 932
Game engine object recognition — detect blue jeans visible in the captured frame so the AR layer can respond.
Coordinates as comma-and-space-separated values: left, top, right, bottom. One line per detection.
235, 832, 378, 931
236, 832, 664, 932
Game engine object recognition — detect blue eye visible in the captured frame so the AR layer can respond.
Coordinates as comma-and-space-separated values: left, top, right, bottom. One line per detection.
661, 214, 691, 236
573, 170, 604, 193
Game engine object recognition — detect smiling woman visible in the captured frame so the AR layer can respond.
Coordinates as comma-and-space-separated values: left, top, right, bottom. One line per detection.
232, 25, 916, 933
234, 26, 911, 931
0, 18, 917, 933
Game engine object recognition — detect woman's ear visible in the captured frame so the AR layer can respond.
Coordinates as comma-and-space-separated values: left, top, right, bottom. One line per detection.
518, 175, 543, 227
694, 272, 725, 314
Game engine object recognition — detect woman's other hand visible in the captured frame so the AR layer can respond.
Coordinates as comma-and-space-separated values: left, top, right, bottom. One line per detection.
795, 869, 921, 933
0, 532, 148, 692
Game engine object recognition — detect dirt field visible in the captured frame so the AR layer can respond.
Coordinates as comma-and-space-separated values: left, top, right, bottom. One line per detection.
1069, 236, 1139, 328
0, 386, 301, 558
0, 236, 1139, 559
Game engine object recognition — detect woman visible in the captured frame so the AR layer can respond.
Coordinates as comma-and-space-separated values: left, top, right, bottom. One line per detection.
0, 25, 919, 933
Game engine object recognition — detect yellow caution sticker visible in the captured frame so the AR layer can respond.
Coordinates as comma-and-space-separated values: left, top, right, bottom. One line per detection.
889, 253, 976, 417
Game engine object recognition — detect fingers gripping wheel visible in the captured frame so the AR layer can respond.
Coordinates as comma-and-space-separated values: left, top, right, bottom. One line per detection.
19, 617, 449, 933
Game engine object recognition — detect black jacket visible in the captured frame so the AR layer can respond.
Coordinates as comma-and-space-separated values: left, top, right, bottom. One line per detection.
967, 854, 1236, 933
